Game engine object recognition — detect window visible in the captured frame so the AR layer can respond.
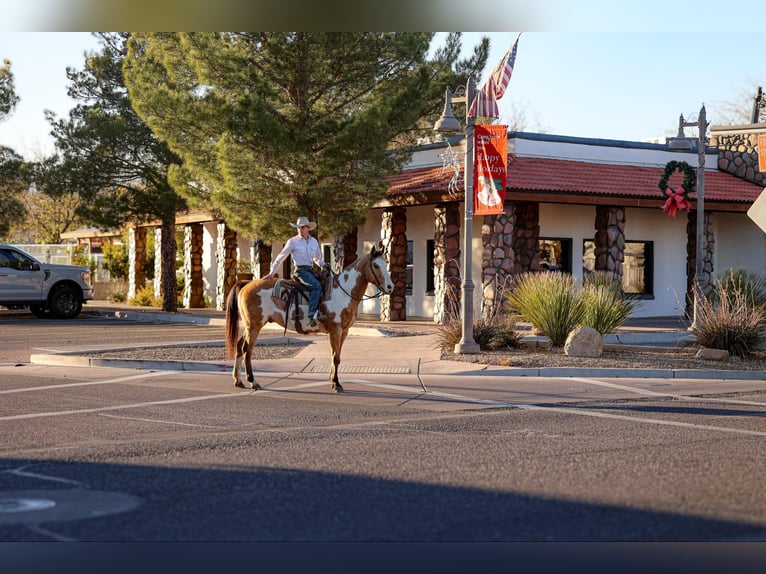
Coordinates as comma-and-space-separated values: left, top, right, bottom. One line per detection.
426, 239, 435, 294
582, 239, 653, 296
538, 238, 572, 274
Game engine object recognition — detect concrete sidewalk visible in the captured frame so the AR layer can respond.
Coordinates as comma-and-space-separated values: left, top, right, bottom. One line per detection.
30, 300, 760, 381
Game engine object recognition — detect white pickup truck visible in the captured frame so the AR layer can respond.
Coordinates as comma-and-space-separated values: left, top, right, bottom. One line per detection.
0, 244, 93, 319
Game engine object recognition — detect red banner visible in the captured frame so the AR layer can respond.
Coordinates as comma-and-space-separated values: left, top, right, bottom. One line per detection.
473, 124, 508, 216
758, 134, 766, 172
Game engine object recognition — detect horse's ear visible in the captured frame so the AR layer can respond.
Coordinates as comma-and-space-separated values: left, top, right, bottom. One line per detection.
371, 240, 385, 258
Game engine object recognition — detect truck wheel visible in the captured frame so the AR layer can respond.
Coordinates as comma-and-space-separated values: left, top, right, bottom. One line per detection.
49, 285, 83, 319
30, 304, 52, 318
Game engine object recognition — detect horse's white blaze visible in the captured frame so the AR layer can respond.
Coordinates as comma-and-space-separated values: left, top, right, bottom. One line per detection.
372, 256, 394, 293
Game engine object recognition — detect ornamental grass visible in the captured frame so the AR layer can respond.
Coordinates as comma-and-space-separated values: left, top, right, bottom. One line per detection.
436, 278, 521, 353
580, 272, 641, 336
505, 271, 585, 347
695, 277, 766, 358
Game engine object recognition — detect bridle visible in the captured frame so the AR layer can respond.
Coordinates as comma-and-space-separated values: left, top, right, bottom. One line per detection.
332, 256, 389, 302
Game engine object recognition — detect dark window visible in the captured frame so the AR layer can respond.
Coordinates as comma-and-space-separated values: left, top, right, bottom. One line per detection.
426, 239, 435, 294
538, 238, 572, 274
582, 239, 653, 296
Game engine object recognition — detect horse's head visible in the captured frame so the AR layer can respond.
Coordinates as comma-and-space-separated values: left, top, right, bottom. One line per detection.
367, 241, 394, 294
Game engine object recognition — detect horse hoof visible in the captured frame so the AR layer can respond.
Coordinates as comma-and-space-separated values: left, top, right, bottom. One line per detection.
332, 384, 344, 393
234, 380, 245, 388
250, 383, 262, 391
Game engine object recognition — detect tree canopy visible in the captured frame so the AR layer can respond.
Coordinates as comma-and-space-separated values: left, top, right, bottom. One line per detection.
124, 32, 487, 243
48, 32, 188, 311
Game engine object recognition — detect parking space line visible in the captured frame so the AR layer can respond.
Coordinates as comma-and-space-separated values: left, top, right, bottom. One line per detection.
0, 371, 172, 394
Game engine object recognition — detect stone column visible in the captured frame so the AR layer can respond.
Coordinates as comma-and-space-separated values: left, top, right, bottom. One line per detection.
128, 226, 147, 300
686, 210, 715, 318
512, 202, 540, 273
593, 206, 625, 282
183, 223, 205, 308
216, 223, 238, 310
433, 203, 461, 324
380, 207, 407, 321
481, 203, 515, 320
252, 240, 271, 279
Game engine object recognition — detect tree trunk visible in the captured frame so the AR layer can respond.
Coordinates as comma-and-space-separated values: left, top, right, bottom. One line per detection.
160, 217, 177, 312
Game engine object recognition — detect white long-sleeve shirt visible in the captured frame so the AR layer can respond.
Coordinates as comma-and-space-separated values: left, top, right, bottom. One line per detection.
268, 233, 325, 276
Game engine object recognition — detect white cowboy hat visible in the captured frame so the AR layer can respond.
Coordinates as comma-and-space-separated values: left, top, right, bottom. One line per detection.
290, 216, 317, 230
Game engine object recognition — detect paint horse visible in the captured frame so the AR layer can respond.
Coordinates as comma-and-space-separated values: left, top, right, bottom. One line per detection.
225, 241, 394, 393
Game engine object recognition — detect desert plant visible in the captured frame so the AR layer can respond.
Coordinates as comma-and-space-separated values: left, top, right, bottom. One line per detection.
435, 315, 521, 353
581, 271, 641, 335
436, 276, 521, 353
695, 277, 766, 358
710, 267, 766, 308
505, 271, 585, 347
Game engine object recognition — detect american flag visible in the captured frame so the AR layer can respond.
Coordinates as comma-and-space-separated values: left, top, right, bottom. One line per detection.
468, 33, 521, 119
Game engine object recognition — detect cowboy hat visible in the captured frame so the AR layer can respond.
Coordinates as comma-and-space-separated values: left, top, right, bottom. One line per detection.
290, 216, 317, 230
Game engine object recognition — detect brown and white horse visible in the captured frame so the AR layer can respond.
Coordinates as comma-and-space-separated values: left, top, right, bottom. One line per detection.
225, 241, 394, 393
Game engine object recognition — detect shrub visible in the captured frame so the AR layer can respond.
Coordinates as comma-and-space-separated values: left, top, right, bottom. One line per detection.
436, 277, 520, 353
505, 271, 585, 347
102, 242, 129, 281
710, 267, 766, 308
581, 272, 641, 335
107, 290, 127, 303
436, 315, 521, 353
129, 285, 158, 307
695, 276, 766, 358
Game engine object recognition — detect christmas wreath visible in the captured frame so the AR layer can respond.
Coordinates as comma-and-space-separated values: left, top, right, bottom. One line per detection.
657, 160, 696, 218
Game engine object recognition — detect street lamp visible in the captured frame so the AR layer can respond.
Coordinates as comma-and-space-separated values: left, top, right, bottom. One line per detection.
667, 104, 707, 331
433, 78, 480, 353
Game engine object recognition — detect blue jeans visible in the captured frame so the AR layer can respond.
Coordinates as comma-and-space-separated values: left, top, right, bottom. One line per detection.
295, 267, 321, 316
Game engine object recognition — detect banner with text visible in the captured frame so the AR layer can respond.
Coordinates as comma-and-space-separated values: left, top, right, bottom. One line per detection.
473, 124, 508, 216
759, 134, 766, 172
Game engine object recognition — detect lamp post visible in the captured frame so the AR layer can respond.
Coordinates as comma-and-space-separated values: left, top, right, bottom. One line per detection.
433, 77, 480, 353
667, 104, 707, 331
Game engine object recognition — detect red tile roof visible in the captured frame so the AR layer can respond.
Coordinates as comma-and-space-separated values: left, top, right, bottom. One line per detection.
387, 156, 764, 204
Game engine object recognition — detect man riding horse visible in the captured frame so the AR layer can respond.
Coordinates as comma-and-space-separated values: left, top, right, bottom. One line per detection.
264, 216, 329, 327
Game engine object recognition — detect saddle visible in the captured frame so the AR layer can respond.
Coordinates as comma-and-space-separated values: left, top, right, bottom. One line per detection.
270, 268, 333, 334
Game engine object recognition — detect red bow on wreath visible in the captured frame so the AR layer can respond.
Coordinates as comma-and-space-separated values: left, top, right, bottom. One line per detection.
661, 187, 691, 218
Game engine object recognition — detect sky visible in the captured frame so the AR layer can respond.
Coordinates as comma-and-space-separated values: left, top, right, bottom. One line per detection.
0, 29, 763, 160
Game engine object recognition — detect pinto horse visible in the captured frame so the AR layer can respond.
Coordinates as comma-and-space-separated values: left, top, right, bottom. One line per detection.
225, 241, 394, 392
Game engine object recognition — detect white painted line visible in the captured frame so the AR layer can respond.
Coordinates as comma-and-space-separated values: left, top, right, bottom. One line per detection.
0, 371, 172, 394
0, 391, 250, 422
570, 376, 766, 407
97, 413, 222, 429
341, 378, 766, 438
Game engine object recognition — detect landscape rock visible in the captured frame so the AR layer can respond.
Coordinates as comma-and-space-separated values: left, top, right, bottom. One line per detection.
564, 326, 603, 357
695, 348, 730, 362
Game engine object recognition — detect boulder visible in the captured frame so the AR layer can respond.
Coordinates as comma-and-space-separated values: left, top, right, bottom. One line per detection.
695, 348, 730, 362
564, 326, 603, 357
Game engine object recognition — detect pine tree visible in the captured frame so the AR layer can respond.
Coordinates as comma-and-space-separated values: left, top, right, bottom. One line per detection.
47, 33, 187, 312
124, 32, 487, 244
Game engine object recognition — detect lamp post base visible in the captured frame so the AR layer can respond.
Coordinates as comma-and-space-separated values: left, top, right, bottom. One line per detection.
455, 341, 481, 354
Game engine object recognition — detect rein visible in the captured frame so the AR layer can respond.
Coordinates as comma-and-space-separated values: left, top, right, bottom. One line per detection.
330, 265, 386, 302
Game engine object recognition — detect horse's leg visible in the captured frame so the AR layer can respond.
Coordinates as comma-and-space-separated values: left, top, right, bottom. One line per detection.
244, 325, 262, 390
328, 328, 348, 393
233, 335, 247, 388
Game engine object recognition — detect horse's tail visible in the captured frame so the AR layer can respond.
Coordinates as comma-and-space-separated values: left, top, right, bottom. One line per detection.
225, 280, 245, 359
